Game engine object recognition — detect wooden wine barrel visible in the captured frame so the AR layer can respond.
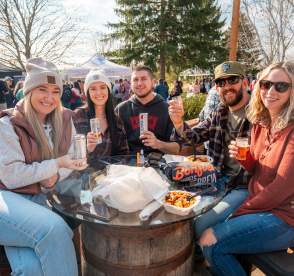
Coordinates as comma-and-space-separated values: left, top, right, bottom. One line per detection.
81, 219, 194, 276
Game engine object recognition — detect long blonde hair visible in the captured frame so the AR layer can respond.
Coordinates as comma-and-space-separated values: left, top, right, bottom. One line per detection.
247, 61, 294, 130
23, 93, 64, 160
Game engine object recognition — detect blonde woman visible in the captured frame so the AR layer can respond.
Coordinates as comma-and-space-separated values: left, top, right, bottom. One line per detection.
0, 58, 87, 276
199, 61, 294, 276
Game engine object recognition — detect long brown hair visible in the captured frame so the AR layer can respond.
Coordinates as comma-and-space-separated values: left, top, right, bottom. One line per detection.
86, 87, 119, 155
247, 61, 294, 130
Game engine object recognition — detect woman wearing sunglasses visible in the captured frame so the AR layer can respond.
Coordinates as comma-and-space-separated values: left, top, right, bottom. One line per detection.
73, 70, 129, 166
199, 61, 294, 276
0, 58, 88, 275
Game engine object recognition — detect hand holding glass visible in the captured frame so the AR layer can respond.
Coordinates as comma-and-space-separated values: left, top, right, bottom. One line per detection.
57, 134, 88, 170
168, 96, 184, 129
173, 96, 183, 106
90, 118, 102, 144
235, 137, 249, 160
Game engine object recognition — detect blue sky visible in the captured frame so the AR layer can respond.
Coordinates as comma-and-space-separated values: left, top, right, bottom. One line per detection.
63, 0, 118, 33
62, 0, 119, 64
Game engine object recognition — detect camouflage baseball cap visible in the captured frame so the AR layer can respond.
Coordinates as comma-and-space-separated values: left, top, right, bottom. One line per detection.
214, 61, 245, 80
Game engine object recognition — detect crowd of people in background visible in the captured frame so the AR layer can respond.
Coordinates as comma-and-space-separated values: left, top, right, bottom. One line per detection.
0, 68, 260, 114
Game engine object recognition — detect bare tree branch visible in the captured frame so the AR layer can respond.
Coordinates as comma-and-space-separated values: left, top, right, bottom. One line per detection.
0, 0, 81, 70
241, 0, 294, 65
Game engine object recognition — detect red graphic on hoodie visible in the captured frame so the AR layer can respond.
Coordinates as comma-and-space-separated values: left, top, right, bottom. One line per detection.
129, 115, 158, 131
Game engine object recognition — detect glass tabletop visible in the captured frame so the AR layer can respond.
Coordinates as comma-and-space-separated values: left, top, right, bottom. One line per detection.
48, 155, 225, 228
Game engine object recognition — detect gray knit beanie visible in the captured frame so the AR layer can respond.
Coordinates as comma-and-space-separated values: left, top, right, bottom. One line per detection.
84, 70, 111, 93
23, 57, 63, 96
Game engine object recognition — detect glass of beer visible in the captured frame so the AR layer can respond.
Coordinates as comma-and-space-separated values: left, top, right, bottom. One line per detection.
90, 118, 102, 144
173, 95, 183, 107
235, 137, 249, 160
73, 134, 87, 160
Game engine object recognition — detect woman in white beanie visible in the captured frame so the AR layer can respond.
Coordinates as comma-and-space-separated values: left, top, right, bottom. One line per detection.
0, 57, 87, 276
74, 70, 129, 166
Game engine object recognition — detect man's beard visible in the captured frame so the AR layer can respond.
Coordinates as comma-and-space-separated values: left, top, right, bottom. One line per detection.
221, 86, 243, 107
135, 88, 153, 99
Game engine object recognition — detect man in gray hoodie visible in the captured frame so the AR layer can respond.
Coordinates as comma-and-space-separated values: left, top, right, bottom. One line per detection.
115, 65, 179, 154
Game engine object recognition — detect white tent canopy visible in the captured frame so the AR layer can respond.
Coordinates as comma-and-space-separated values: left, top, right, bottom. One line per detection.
63, 55, 131, 80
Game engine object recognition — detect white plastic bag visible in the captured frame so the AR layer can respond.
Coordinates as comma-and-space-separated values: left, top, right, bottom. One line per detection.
92, 165, 169, 213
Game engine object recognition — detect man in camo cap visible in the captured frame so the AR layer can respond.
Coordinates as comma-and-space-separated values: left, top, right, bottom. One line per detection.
213, 61, 246, 107
169, 60, 251, 247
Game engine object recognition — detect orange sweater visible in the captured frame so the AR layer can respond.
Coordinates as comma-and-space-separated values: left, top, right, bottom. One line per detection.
234, 123, 294, 227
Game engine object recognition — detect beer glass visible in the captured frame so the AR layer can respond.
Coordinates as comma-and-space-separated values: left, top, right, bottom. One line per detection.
173, 96, 184, 113
236, 137, 249, 160
173, 95, 183, 106
90, 118, 102, 144
73, 134, 87, 160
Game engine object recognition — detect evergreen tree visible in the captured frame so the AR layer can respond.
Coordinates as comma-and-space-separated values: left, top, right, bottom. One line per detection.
107, 0, 227, 79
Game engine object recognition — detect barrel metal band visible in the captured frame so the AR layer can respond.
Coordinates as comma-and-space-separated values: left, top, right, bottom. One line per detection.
86, 220, 190, 239
82, 242, 193, 275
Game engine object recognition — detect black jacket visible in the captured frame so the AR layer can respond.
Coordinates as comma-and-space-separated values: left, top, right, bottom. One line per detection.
115, 94, 174, 154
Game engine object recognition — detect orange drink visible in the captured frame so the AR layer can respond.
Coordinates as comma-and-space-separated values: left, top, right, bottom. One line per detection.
236, 137, 249, 160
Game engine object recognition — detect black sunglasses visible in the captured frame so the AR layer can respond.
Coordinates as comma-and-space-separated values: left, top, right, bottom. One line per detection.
215, 76, 241, 87
259, 80, 292, 93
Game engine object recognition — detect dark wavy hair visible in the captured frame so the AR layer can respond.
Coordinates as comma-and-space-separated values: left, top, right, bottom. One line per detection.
86, 88, 119, 155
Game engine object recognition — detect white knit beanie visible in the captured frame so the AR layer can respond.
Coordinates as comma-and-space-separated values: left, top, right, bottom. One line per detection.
23, 57, 63, 96
84, 70, 111, 93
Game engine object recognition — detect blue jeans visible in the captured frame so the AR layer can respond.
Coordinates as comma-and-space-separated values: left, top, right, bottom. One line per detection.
194, 188, 248, 238
203, 212, 294, 276
0, 190, 78, 276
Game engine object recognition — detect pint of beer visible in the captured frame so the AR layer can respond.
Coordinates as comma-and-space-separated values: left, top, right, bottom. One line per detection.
173, 95, 183, 106
236, 137, 249, 160
73, 134, 87, 160
90, 118, 102, 144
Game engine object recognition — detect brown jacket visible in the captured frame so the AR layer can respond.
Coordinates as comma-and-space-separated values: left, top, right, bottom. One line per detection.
0, 102, 73, 194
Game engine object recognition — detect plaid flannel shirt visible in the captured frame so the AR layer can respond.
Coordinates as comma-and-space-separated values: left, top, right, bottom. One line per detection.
172, 103, 251, 189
